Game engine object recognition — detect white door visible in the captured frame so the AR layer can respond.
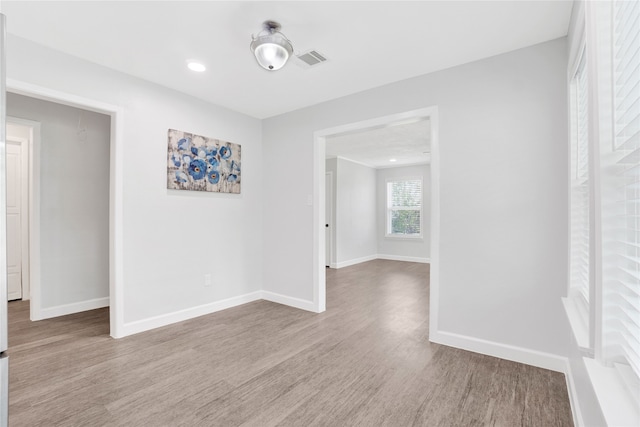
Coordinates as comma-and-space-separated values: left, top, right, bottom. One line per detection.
6, 141, 24, 300
325, 172, 332, 267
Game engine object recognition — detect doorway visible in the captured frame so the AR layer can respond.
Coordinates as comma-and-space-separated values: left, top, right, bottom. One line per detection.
5, 81, 124, 338
5, 123, 30, 301
313, 107, 441, 325
7, 94, 111, 323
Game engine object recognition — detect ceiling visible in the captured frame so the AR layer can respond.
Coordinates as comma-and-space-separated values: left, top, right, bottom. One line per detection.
0, 1, 573, 119
326, 119, 430, 169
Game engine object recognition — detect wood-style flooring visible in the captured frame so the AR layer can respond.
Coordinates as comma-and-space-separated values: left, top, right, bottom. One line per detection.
7, 260, 573, 426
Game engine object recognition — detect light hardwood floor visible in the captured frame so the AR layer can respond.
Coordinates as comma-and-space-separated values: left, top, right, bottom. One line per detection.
7, 260, 573, 426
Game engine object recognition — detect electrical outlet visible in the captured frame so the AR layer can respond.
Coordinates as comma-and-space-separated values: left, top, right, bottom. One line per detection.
204, 274, 212, 287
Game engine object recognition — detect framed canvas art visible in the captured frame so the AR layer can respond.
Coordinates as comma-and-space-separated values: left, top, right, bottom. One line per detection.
167, 129, 241, 194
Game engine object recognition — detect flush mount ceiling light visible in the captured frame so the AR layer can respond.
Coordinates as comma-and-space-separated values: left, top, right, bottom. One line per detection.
250, 20, 293, 71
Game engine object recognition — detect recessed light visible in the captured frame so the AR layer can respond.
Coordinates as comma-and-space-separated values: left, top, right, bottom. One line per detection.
187, 62, 206, 72
389, 158, 397, 162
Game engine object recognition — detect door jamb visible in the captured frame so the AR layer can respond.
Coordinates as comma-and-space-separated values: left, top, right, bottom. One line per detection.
325, 171, 333, 268
6, 119, 34, 302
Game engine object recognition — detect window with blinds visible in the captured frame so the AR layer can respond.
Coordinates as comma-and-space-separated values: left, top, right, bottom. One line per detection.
601, 0, 640, 379
569, 49, 591, 304
386, 179, 422, 237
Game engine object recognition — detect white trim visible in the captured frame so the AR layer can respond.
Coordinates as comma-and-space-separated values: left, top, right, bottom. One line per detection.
385, 175, 423, 239
36, 297, 109, 320
6, 118, 41, 316
120, 291, 262, 337
562, 296, 591, 352
328, 155, 430, 170
430, 330, 567, 373
427, 107, 441, 342
325, 171, 333, 268
583, 359, 640, 427
377, 254, 430, 264
314, 107, 439, 316
261, 291, 316, 312
7, 79, 125, 339
329, 254, 430, 268
376, 160, 430, 169
334, 254, 378, 269
565, 359, 587, 427
4, 125, 31, 301
335, 155, 376, 169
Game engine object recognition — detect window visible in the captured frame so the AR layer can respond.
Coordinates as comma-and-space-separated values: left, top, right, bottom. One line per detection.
569, 48, 590, 305
600, 0, 640, 379
386, 178, 422, 237
566, 0, 640, 410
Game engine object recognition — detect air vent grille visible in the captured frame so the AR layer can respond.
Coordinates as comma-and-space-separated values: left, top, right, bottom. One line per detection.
296, 50, 327, 66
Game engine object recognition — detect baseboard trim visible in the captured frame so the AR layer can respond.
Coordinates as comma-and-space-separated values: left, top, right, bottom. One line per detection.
430, 330, 567, 373
377, 254, 430, 263
564, 359, 586, 427
334, 254, 378, 269
35, 297, 109, 321
332, 254, 430, 269
261, 291, 316, 312
119, 291, 262, 337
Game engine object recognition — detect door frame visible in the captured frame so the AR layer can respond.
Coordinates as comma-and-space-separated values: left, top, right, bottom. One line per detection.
312, 107, 440, 327
325, 171, 333, 268
7, 79, 125, 338
5, 121, 32, 301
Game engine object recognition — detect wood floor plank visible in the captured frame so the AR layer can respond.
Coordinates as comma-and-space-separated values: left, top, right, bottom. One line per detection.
7, 260, 573, 426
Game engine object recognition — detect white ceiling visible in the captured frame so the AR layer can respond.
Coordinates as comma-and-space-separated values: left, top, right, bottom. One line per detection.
326, 119, 430, 169
0, 1, 573, 119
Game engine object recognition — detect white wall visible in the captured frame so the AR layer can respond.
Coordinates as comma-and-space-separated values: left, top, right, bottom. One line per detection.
263, 38, 569, 358
7, 93, 110, 308
377, 164, 430, 261
7, 35, 263, 328
333, 158, 377, 266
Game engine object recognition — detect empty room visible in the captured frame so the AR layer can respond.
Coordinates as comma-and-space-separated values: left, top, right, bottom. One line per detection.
0, 1, 638, 426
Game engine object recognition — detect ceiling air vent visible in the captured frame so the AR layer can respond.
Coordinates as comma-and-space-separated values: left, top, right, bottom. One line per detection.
296, 50, 327, 67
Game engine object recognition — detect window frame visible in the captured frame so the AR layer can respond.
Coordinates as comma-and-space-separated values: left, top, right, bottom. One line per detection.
564, 1, 640, 423
385, 177, 423, 239
568, 43, 591, 308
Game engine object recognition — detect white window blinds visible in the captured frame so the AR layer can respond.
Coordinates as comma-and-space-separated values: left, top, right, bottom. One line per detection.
601, 0, 640, 378
386, 179, 422, 236
570, 49, 591, 304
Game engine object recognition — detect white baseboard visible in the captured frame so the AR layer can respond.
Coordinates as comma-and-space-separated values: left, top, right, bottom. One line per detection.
334, 254, 378, 269
34, 297, 109, 321
564, 359, 586, 427
332, 254, 430, 269
119, 291, 262, 337
377, 254, 430, 263
261, 291, 316, 312
430, 330, 567, 373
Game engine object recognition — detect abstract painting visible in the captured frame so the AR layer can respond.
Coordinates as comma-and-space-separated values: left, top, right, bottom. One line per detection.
167, 129, 241, 194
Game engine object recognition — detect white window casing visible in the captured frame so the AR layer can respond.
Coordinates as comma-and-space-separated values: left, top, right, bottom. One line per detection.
386, 178, 422, 238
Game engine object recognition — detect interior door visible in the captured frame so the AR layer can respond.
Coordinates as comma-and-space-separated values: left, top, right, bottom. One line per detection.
325, 172, 332, 267
6, 141, 23, 300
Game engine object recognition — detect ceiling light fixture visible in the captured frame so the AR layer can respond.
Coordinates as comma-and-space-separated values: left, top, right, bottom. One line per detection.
389, 158, 397, 162
250, 20, 293, 71
187, 61, 206, 72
